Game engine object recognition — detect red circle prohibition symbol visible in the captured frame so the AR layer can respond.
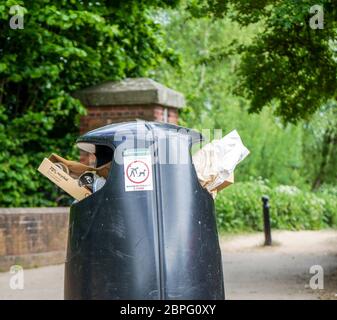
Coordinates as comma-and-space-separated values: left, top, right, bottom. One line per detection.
126, 160, 150, 184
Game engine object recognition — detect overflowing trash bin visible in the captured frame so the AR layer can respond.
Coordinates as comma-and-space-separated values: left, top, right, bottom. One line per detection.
38, 121, 249, 300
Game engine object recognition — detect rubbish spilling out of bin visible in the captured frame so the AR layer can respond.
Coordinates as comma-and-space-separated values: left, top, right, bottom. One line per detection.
192, 129, 250, 198
38, 129, 249, 200
38, 153, 111, 201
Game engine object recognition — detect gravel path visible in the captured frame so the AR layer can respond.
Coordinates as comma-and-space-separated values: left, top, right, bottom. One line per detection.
0, 230, 336, 300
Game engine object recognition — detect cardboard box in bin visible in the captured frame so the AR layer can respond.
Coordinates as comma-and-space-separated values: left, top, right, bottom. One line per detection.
38, 153, 112, 201
38, 158, 91, 201
48, 153, 111, 178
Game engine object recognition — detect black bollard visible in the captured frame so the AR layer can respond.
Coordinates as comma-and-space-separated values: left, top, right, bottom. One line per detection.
262, 195, 272, 246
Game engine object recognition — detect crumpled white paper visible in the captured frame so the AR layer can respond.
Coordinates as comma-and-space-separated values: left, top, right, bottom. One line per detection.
193, 129, 250, 196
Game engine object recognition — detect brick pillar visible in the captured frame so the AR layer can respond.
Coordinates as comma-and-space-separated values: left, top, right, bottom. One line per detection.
74, 78, 185, 164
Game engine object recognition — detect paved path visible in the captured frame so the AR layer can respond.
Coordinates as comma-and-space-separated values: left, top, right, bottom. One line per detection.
0, 230, 337, 300
221, 230, 337, 299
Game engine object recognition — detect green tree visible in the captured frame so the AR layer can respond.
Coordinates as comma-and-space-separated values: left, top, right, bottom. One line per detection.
188, 0, 337, 123
155, 9, 305, 186
302, 101, 337, 189
182, 1, 337, 188
0, 0, 178, 207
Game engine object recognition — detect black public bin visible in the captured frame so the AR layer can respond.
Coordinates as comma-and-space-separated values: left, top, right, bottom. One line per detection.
64, 121, 224, 300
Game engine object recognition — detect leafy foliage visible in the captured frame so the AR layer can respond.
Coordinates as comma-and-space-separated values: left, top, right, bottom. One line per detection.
216, 181, 337, 232
155, 10, 306, 186
155, 7, 337, 231
302, 101, 337, 189
188, 0, 337, 123
0, 0, 178, 206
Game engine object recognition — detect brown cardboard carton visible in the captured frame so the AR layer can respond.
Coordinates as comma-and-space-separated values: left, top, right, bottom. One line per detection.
48, 153, 111, 178
38, 158, 92, 201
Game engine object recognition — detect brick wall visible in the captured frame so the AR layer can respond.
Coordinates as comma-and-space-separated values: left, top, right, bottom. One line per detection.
80, 105, 179, 134
0, 208, 69, 271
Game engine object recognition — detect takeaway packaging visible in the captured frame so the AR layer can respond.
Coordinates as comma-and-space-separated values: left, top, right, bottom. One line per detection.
38, 154, 111, 201
38, 157, 92, 201
38, 129, 249, 200
192, 129, 249, 197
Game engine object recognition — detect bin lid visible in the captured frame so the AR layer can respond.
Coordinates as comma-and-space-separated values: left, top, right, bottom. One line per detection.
76, 121, 203, 153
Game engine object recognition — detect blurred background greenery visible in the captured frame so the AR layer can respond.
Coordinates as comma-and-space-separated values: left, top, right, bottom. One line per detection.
153, 5, 337, 231
0, 1, 336, 231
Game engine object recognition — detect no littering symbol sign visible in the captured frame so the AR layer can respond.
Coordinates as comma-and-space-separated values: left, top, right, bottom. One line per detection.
123, 149, 153, 192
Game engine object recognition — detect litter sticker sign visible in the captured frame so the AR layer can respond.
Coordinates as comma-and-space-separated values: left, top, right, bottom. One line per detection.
123, 149, 153, 192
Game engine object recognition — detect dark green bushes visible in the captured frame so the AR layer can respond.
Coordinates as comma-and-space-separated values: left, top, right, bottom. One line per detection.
215, 181, 337, 232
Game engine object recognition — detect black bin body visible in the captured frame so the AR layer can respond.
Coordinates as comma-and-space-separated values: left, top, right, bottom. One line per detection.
64, 121, 224, 299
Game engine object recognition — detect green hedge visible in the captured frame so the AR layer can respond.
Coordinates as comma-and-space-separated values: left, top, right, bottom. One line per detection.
215, 180, 337, 232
